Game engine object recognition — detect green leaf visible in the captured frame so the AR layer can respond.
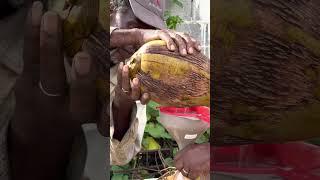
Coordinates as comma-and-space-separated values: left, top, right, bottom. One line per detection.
173, 147, 179, 156
172, 0, 183, 8
142, 136, 149, 149
195, 133, 209, 144
206, 129, 210, 136
142, 136, 161, 150
111, 174, 129, 180
111, 164, 130, 172
121, 164, 131, 170
147, 101, 159, 118
162, 132, 172, 139
165, 15, 183, 30
148, 101, 160, 110
111, 166, 123, 171
144, 122, 172, 139
147, 113, 152, 121
164, 157, 174, 167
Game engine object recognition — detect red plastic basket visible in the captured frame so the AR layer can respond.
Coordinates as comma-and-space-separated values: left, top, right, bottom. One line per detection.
212, 142, 320, 179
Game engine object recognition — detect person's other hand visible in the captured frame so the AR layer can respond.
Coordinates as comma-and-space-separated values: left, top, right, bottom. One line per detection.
112, 62, 150, 140
9, 1, 96, 179
136, 29, 202, 56
174, 143, 210, 179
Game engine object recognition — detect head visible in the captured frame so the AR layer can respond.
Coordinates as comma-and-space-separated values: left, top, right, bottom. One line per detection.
110, 0, 156, 29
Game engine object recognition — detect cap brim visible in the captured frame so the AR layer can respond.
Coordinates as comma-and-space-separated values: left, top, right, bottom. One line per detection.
129, 0, 166, 29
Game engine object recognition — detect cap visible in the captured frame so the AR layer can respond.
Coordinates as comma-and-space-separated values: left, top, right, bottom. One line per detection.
128, 0, 167, 29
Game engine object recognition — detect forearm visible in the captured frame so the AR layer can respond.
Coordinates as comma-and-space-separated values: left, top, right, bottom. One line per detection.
112, 102, 133, 141
110, 101, 147, 165
110, 29, 139, 48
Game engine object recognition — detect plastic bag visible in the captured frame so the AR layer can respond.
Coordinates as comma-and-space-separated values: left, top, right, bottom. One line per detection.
158, 106, 210, 149
158, 106, 210, 180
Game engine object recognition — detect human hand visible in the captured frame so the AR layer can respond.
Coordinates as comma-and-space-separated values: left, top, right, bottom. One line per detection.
112, 62, 150, 140
174, 143, 210, 179
135, 29, 202, 56
9, 1, 96, 179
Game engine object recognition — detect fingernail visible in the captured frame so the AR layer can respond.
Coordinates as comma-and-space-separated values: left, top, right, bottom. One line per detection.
133, 78, 139, 85
198, 45, 202, 50
171, 45, 175, 50
182, 49, 187, 55
123, 65, 128, 72
189, 47, 194, 53
43, 11, 59, 35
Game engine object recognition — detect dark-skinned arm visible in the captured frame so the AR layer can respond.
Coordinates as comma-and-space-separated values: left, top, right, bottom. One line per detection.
112, 99, 134, 140
110, 28, 139, 48
111, 63, 150, 141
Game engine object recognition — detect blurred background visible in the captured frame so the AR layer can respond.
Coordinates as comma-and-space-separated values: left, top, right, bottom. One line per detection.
168, 0, 210, 58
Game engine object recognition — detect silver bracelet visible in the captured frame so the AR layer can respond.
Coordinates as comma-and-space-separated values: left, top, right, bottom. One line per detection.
38, 81, 62, 97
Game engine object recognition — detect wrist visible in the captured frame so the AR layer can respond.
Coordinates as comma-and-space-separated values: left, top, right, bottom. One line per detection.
110, 28, 141, 48
112, 97, 136, 124
113, 96, 135, 111
131, 28, 142, 45
112, 101, 134, 140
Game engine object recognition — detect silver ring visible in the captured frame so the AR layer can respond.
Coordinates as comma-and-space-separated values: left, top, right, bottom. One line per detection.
122, 87, 129, 93
182, 168, 189, 176
38, 81, 62, 97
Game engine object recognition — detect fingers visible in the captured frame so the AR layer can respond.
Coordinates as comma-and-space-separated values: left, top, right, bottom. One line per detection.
121, 65, 131, 92
174, 157, 184, 172
140, 93, 150, 105
174, 144, 210, 179
23, 1, 43, 80
174, 146, 188, 162
188, 170, 199, 180
117, 62, 124, 89
177, 32, 194, 54
39, 11, 66, 97
180, 166, 190, 178
158, 30, 176, 51
203, 161, 211, 175
131, 78, 140, 100
70, 52, 97, 124
174, 146, 193, 178
160, 30, 201, 56
191, 37, 202, 51
167, 30, 187, 56
117, 63, 150, 104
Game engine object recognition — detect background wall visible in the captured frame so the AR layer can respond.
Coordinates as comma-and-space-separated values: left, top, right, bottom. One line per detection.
167, 0, 210, 58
